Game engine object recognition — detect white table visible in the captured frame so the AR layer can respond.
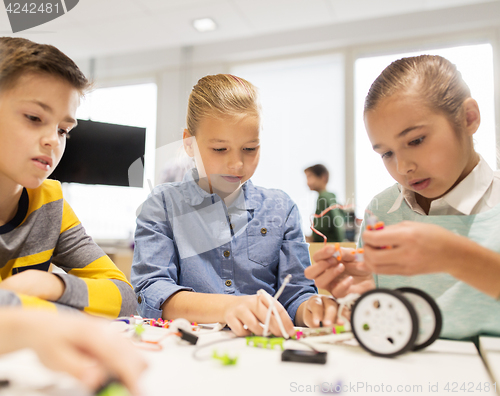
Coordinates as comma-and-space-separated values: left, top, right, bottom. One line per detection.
138, 327, 496, 396
480, 336, 500, 390
0, 326, 497, 396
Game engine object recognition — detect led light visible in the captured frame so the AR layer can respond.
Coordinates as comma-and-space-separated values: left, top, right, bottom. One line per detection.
193, 18, 217, 32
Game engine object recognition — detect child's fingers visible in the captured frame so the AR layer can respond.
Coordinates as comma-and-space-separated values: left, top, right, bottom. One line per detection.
226, 316, 251, 337
321, 297, 338, 326
329, 276, 353, 299
363, 245, 400, 267
267, 314, 294, 337
311, 264, 345, 290
75, 324, 147, 394
339, 248, 356, 262
304, 259, 338, 280
38, 343, 107, 391
312, 246, 339, 262
365, 262, 410, 275
257, 295, 295, 337
239, 310, 266, 336
306, 296, 324, 327
362, 226, 404, 247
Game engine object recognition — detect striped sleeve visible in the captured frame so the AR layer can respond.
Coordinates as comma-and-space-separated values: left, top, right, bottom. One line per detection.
0, 289, 81, 313
52, 200, 137, 318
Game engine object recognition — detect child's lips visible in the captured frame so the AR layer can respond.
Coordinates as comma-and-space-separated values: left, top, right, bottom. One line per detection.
409, 178, 430, 191
32, 156, 52, 171
222, 175, 242, 183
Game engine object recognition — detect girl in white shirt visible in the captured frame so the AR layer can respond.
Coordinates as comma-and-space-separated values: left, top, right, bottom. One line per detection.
307, 55, 500, 338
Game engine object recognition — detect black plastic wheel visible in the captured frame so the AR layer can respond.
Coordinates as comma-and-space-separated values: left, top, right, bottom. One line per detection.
396, 287, 442, 351
351, 288, 419, 358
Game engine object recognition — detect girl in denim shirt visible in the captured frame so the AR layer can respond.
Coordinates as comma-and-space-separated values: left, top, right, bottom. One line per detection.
132, 74, 336, 336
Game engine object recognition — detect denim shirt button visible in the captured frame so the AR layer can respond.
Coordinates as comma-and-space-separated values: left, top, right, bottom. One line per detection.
223, 250, 230, 258
261, 227, 267, 235
137, 295, 142, 304
225, 280, 232, 287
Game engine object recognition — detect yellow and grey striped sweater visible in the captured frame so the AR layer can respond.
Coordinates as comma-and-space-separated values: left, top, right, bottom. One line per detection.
0, 179, 136, 318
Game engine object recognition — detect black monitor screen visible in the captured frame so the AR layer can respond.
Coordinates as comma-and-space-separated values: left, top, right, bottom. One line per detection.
50, 119, 146, 187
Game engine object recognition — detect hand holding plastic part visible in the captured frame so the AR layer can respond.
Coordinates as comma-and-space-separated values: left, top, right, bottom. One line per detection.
223, 293, 293, 337
306, 244, 374, 298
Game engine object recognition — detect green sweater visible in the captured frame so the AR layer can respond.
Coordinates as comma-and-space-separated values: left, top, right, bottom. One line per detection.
360, 184, 500, 339
312, 191, 345, 243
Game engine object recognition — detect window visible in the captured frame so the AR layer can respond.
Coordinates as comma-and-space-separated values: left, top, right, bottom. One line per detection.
61, 83, 157, 241
232, 54, 345, 235
354, 43, 495, 216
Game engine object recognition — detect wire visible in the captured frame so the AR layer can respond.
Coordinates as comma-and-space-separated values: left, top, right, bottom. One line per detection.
259, 274, 292, 338
192, 334, 239, 361
310, 204, 355, 246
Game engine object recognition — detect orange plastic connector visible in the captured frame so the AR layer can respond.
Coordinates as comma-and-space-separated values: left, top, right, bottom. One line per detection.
332, 243, 342, 261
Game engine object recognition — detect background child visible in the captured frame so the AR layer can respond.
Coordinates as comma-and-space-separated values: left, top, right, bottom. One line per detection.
0, 37, 136, 318
304, 164, 345, 242
132, 74, 336, 336
306, 55, 500, 339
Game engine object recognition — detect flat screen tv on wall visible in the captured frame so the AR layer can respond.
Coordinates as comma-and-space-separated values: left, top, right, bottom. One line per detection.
49, 119, 146, 187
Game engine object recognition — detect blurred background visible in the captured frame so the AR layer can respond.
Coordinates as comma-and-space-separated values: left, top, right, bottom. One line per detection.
2, 0, 499, 253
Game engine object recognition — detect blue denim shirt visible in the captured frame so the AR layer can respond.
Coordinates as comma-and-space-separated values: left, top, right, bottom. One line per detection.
131, 169, 317, 322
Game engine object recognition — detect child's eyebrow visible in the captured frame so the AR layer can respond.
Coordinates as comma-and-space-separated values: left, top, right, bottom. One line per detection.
397, 125, 424, 139
23, 99, 77, 125
209, 139, 227, 143
372, 125, 424, 150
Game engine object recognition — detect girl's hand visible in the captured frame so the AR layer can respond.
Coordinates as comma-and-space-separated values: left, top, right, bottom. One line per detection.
6, 310, 147, 394
301, 295, 338, 328
0, 270, 65, 301
362, 221, 457, 275
223, 294, 295, 338
305, 247, 375, 297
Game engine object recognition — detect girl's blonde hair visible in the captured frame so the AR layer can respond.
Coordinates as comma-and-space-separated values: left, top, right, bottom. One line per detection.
364, 55, 471, 132
186, 74, 261, 134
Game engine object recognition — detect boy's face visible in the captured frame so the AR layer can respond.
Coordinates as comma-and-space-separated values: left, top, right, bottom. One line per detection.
184, 115, 260, 195
0, 73, 79, 190
365, 93, 476, 201
305, 171, 325, 192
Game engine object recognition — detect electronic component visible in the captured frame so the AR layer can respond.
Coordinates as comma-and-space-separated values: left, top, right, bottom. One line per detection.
178, 328, 198, 345
281, 349, 327, 364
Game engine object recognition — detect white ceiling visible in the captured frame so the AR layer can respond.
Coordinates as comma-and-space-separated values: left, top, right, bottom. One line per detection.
0, 0, 497, 60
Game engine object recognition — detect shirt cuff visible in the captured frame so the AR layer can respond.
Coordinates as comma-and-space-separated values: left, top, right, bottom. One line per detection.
136, 280, 194, 319
287, 292, 316, 325
54, 273, 88, 310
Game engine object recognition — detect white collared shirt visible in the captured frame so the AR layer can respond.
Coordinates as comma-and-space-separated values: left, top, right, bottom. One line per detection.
387, 156, 500, 215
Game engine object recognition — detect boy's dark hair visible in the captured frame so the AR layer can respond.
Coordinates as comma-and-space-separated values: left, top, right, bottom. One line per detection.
304, 164, 329, 183
0, 37, 89, 93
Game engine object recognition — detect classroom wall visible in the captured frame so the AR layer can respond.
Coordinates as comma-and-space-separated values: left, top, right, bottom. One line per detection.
75, 0, 500, 201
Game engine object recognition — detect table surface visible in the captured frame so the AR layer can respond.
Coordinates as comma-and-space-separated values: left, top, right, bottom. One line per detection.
0, 326, 498, 396
480, 336, 500, 387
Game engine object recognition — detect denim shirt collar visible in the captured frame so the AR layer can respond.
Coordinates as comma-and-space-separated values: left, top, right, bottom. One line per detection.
180, 168, 258, 210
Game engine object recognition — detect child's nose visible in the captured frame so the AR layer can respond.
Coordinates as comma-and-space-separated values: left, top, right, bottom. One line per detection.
40, 126, 62, 148
228, 152, 244, 170
396, 155, 415, 174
